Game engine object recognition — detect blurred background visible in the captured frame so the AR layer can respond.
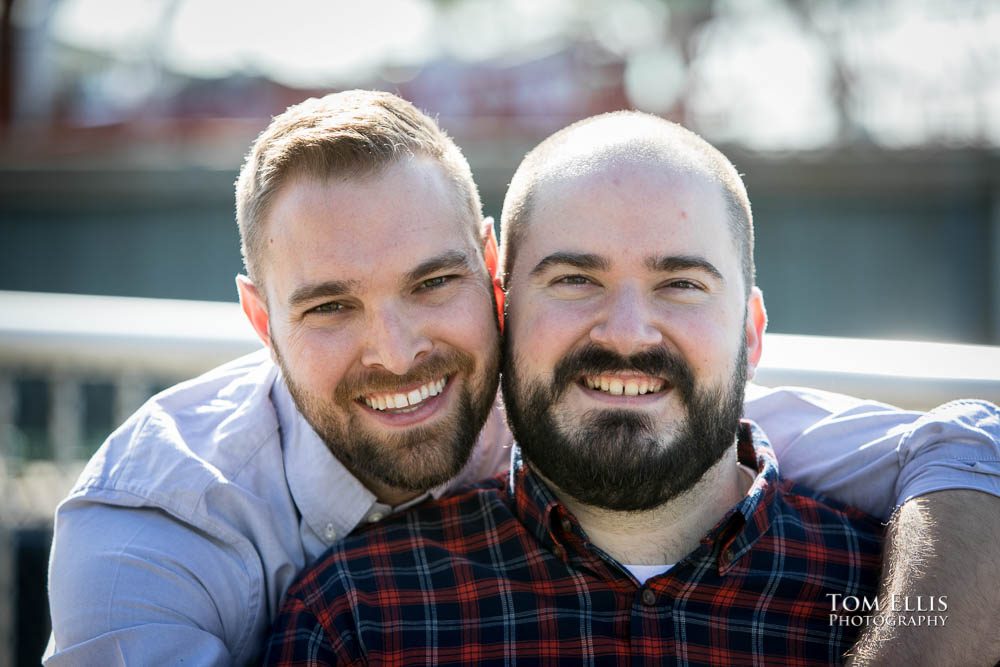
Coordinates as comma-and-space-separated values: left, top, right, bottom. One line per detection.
1, 0, 999, 663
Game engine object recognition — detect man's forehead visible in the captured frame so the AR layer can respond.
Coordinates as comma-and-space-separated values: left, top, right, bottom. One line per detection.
263, 161, 480, 292
531, 158, 726, 231
519, 161, 734, 272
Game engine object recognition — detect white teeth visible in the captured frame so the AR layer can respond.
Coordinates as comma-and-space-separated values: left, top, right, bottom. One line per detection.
363, 377, 448, 411
584, 375, 664, 397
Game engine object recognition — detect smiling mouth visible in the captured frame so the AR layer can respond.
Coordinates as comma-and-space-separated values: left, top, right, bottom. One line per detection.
359, 376, 449, 412
579, 374, 668, 397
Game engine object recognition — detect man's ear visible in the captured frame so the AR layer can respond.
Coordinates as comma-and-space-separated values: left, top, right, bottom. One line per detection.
236, 275, 272, 349
481, 217, 505, 333
744, 286, 767, 380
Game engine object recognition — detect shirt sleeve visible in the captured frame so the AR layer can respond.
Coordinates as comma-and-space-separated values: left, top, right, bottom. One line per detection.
744, 385, 1000, 520
45, 499, 259, 666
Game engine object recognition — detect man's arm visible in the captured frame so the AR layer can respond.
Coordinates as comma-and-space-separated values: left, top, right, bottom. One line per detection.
745, 388, 1000, 519
46, 501, 258, 666
746, 389, 1000, 664
847, 490, 1000, 666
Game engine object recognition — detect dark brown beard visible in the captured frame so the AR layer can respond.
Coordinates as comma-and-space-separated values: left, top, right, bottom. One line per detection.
502, 338, 747, 511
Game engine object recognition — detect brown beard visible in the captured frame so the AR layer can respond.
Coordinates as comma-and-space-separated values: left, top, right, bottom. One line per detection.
502, 337, 747, 511
276, 342, 500, 493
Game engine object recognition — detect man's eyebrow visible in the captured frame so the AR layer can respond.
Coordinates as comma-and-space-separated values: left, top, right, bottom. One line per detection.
288, 279, 359, 309
402, 250, 474, 285
529, 252, 610, 277
645, 254, 725, 282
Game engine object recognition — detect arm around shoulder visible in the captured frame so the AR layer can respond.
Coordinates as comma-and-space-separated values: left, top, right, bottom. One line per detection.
847, 400, 1000, 664
847, 489, 1000, 666
47, 499, 259, 666
751, 392, 1000, 663
754, 391, 1000, 519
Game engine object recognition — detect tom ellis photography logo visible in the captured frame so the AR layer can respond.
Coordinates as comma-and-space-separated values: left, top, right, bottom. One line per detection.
827, 594, 948, 628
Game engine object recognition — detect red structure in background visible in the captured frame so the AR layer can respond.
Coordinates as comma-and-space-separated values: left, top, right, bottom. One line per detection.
0, 37, 631, 168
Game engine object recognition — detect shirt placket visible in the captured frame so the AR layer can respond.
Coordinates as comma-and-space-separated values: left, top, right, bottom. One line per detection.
550, 503, 683, 664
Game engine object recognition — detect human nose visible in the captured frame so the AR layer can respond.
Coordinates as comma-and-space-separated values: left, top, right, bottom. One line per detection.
588, 284, 663, 355
360, 304, 433, 375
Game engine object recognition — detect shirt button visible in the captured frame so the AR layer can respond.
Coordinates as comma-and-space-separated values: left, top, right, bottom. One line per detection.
560, 518, 573, 533
368, 512, 385, 523
722, 548, 734, 563
324, 523, 337, 541
641, 589, 657, 606
552, 545, 566, 560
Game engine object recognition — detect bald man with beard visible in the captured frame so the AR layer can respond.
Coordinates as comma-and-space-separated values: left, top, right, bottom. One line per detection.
263, 111, 1000, 667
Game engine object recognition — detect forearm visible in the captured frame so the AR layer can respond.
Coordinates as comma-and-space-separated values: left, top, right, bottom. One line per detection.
846, 490, 1000, 666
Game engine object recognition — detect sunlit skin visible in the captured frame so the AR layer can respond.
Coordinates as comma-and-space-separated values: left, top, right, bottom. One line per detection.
238, 156, 500, 505
502, 158, 766, 562
505, 160, 765, 444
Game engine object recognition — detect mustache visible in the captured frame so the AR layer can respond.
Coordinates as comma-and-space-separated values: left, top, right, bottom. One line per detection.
334, 351, 474, 402
552, 344, 695, 401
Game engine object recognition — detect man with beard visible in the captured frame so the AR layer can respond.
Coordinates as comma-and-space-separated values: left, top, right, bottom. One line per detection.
263, 112, 997, 666
48, 92, 1000, 666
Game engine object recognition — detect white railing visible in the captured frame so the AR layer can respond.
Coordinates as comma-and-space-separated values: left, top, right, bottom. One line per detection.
0, 291, 260, 464
2, 289, 999, 523
0, 291, 261, 526
754, 334, 1000, 410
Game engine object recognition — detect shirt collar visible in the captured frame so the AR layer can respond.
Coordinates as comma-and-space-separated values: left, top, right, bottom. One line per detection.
509, 447, 566, 555
707, 421, 780, 573
273, 370, 451, 545
272, 372, 380, 545
508, 420, 781, 575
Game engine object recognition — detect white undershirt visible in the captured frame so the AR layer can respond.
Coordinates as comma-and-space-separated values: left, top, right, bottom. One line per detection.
623, 563, 675, 585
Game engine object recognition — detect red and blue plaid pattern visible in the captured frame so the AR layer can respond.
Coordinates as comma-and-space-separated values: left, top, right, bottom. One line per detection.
263, 422, 883, 666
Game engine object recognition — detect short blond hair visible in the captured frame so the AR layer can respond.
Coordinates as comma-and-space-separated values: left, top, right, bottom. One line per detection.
236, 90, 482, 283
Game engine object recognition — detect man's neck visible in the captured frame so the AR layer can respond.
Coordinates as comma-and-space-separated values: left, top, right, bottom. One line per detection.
544, 446, 750, 566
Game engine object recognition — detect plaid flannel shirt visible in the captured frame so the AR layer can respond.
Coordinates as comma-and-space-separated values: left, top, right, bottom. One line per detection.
263, 422, 884, 666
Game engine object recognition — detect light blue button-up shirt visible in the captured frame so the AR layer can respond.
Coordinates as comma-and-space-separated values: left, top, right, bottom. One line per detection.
45, 350, 1000, 665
